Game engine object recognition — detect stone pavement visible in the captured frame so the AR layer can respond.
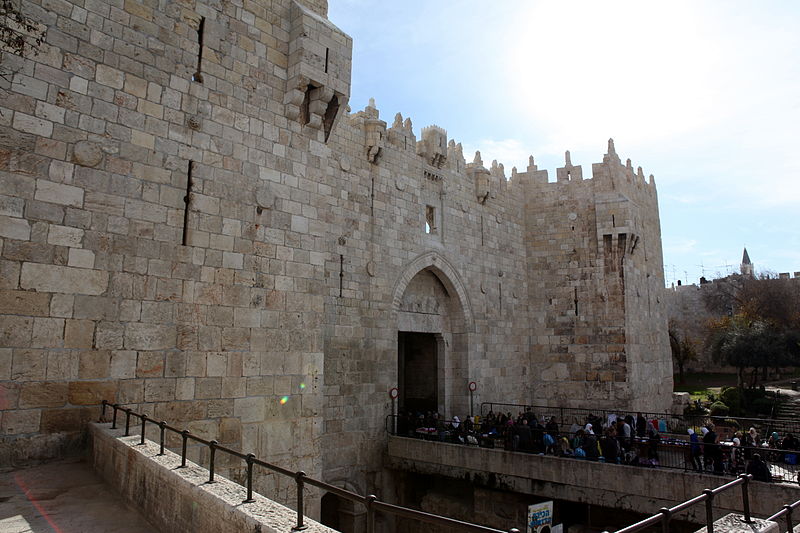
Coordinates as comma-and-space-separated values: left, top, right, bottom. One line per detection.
0, 459, 158, 533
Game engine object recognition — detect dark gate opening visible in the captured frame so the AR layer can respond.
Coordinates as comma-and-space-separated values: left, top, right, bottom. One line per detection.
321, 491, 362, 533
398, 331, 438, 414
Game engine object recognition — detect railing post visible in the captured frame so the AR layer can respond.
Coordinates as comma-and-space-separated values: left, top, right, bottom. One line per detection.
158, 421, 166, 455
208, 440, 217, 483
125, 408, 132, 436
703, 489, 715, 533
111, 404, 118, 429
180, 430, 190, 467
243, 453, 256, 503
659, 507, 671, 533
139, 414, 147, 445
101, 399, 107, 421
784, 504, 793, 533
738, 474, 751, 523
366, 494, 377, 533
293, 471, 307, 531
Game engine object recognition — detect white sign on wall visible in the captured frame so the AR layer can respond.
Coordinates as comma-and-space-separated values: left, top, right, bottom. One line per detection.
527, 501, 553, 533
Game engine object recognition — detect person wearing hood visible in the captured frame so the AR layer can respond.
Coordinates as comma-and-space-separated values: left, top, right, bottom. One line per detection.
746, 453, 772, 482
703, 424, 723, 474
688, 429, 703, 472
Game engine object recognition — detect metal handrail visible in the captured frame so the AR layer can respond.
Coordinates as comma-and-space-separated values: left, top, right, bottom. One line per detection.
604, 474, 753, 533
101, 401, 520, 533
480, 401, 797, 435
767, 499, 800, 533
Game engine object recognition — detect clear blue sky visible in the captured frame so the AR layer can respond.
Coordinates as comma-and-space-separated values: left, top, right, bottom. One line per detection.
328, 0, 800, 286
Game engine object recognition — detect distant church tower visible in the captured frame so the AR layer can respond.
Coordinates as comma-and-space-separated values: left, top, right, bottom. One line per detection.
740, 247, 754, 277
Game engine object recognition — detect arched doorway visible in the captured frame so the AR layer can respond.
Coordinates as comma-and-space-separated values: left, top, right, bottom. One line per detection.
392, 252, 473, 418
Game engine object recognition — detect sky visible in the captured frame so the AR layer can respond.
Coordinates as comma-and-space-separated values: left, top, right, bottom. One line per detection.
327, 0, 800, 287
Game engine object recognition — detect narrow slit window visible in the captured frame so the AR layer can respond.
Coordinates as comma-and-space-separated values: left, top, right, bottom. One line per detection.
325, 47, 329, 73
182, 161, 194, 245
425, 205, 436, 234
192, 17, 206, 83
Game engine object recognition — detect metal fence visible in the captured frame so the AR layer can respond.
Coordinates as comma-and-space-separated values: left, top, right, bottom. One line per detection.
386, 412, 800, 484
479, 402, 800, 441
101, 401, 519, 533
767, 498, 800, 533
606, 475, 753, 533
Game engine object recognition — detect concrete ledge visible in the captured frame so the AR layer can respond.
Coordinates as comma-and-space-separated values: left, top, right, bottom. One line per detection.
387, 436, 800, 522
90, 423, 336, 533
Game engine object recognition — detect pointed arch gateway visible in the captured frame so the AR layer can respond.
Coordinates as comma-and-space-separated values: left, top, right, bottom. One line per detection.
391, 251, 474, 418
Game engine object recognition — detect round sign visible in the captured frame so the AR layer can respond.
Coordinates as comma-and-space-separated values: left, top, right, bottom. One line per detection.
389, 387, 399, 399
468, 381, 477, 392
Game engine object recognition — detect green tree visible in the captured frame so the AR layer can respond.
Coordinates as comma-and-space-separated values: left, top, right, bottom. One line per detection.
707, 316, 792, 387
669, 320, 698, 384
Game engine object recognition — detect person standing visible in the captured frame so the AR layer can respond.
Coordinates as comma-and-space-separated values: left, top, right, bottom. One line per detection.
703, 424, 723, 475
688, 429, 703, 472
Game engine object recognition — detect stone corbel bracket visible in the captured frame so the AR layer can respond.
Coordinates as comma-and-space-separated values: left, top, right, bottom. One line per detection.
285, 1, 353, 143
362, 100, 386, 164
467, 151, 491, 204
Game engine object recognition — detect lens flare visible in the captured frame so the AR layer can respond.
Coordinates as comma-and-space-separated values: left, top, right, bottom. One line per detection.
299, 383, 306, 390
280, 396, 289, 405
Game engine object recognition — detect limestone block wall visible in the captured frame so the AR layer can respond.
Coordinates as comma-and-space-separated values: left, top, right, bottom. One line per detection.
319, 103, 531, 489
0, 0, 353, 505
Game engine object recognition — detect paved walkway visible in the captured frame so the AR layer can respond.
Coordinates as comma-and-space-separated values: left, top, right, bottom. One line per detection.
0, 459, 158, 533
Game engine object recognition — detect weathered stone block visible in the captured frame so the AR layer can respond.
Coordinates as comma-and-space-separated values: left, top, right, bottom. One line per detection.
20, 263, 107, 295
0, 215, 31, 240
78, 350, 111, 378
68, 380, 117, 405
1, 316, 33, 348
0, 290, 50, 316
234, 396, 265, 423
124, 323, 176, 351
19, 381, 69, 408
1, 409, 41, 435
39, 406, 93, 433
34, 179, 83, 207
64, 319, 94, 348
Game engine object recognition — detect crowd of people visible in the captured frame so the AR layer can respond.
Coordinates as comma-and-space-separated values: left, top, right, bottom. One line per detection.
395, 409, 799, 483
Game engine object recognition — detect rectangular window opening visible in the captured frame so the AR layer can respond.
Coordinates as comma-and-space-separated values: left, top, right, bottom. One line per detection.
425, 205, 436, 234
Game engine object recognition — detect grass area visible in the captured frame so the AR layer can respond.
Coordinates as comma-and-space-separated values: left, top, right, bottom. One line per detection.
674, 372, 739, 402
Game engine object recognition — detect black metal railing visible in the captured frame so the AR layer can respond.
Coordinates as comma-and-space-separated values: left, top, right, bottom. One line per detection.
603, 474, 753, 533
386, 413, 800, 484
767, 498, 800, 533
479, 402, 800, 440
101, 401, 520, 533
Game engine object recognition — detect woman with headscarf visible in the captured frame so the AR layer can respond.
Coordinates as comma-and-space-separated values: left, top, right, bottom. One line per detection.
744, 427, 759, 460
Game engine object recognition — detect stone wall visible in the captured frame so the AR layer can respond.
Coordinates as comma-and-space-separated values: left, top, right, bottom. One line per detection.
0, 0, 672, 509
